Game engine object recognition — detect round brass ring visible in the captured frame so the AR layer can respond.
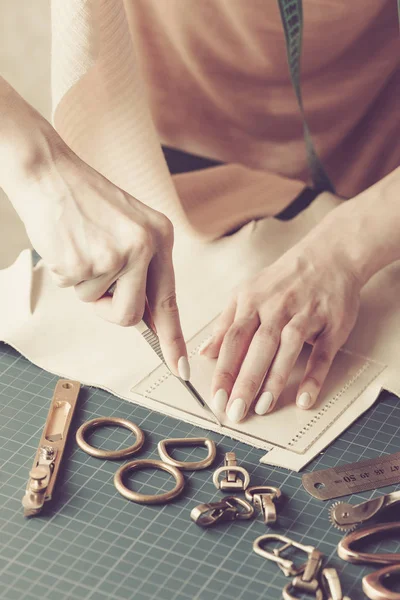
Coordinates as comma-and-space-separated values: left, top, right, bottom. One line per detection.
76, 417, 145, 460
114, 459, 185, 505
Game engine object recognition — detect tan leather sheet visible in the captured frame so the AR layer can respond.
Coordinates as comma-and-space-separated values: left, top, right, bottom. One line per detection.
0, 191, 398, 470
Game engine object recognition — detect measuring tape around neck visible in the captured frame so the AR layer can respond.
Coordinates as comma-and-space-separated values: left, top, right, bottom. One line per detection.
277, 0, 400, 193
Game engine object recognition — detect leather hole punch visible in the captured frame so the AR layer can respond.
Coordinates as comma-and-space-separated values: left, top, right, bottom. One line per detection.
158, 437, 217, 471
114, 459, 185, 505
245, 485, 282, 525
213, 452, 250, 491
191, 496, 255, 527
76, 417, 145, 460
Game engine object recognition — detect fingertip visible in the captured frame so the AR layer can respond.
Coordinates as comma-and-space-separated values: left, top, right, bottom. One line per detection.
226, 397, 246, 423
254, 391, 274, 415
211, 389, 228, 412
296, 391, 314, 410
177, 356, 191, 381
198, 337, 213, 355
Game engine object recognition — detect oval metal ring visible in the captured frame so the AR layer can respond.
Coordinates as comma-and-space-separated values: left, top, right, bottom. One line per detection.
338, 522, 400, 565
114, 459, 185, 505
363, 564, 400, 600
76, 417, 145, 460
157, 437, 217, 471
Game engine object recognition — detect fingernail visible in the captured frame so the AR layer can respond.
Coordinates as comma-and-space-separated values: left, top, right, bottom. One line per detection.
198, 337, 213, 355
227, 398, 246, 423
212, 389, 228, 412
255, 391, 274, 415
178, 356, 191, 381
297, 392, 312, 409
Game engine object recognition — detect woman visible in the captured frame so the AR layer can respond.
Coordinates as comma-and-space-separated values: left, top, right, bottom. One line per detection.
0, 0, 399, 423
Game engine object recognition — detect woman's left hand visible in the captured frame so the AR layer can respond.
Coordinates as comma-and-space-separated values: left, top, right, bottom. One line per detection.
200, 222, 362, 422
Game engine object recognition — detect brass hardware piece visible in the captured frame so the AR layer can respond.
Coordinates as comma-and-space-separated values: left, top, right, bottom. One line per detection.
245, 485, 282, 525
329, 491, 400, 532
363, 564, 400, 600
114, 459, 185, 504
157, 437, 217, 471
338, 522, 400, 565
321, 568, 351, 600
76, 417, 145, 460
254, 533, 324, 599
212, 452, 250, 491
191, 496, 255, 527
22, 380, 80, 517
253, 534, 323, 578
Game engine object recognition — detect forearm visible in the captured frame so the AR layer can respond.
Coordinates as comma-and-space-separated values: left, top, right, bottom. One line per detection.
311, 168, 400, 285
0, 76, 67, 199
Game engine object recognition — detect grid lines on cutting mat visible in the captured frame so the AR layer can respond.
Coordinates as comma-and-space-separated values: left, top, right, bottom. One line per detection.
1, 343, 400, 600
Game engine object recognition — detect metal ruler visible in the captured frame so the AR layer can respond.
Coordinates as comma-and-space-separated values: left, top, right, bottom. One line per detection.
302, 452, 400, 500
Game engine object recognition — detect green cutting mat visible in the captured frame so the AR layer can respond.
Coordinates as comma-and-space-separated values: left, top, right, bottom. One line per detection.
1, 342, 400, 600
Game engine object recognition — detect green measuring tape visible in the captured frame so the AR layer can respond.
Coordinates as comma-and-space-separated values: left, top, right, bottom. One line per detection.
277, 0, 400, 193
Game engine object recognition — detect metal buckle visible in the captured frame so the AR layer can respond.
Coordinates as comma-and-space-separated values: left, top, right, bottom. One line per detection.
212, 452, 250, 491
245, 485, 282, 525
191, 496, 255, 527
253, 534, 321, 577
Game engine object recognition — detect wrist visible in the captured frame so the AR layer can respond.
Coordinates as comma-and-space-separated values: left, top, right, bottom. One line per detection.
0, 79, 70, 197
313, 169, 400, 287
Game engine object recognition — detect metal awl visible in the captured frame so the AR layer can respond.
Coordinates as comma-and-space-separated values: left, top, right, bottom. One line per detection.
107, 286, 221, 426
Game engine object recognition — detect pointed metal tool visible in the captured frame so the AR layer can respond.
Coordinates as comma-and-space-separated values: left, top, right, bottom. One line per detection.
107, 285, 221, 426
137, 318, 221, 426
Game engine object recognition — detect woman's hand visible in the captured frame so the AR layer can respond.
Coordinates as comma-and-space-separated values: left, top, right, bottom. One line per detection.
0, 77, 188, 379
12, 152, 189, 378
200, 221, 362, 422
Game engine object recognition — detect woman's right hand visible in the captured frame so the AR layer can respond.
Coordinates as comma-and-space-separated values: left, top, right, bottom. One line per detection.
0, 78, 188, 379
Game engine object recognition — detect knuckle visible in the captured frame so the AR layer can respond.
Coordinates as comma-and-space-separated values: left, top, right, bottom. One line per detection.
243, 376, 259, 395
258, 324, 280, 346
155, 214, 174, 241
237, 291, 258, 314
225, 324, 246, 347
134, 229, 154, 257
281, 321, 307, 343
66, 261, 92, 282
303, 375, 321, 389
313, 348, 332, 367
269, 372, 286, 389
215, 370, 235, 388
160, 292, 179, 314
99, 251, 123, 274
117, 312, 142, 327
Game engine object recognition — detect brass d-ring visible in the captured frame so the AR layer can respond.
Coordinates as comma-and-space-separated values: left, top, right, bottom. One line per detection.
114, 459, 185, 505
157, 437, 217, 471
76, 417, 145, 460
